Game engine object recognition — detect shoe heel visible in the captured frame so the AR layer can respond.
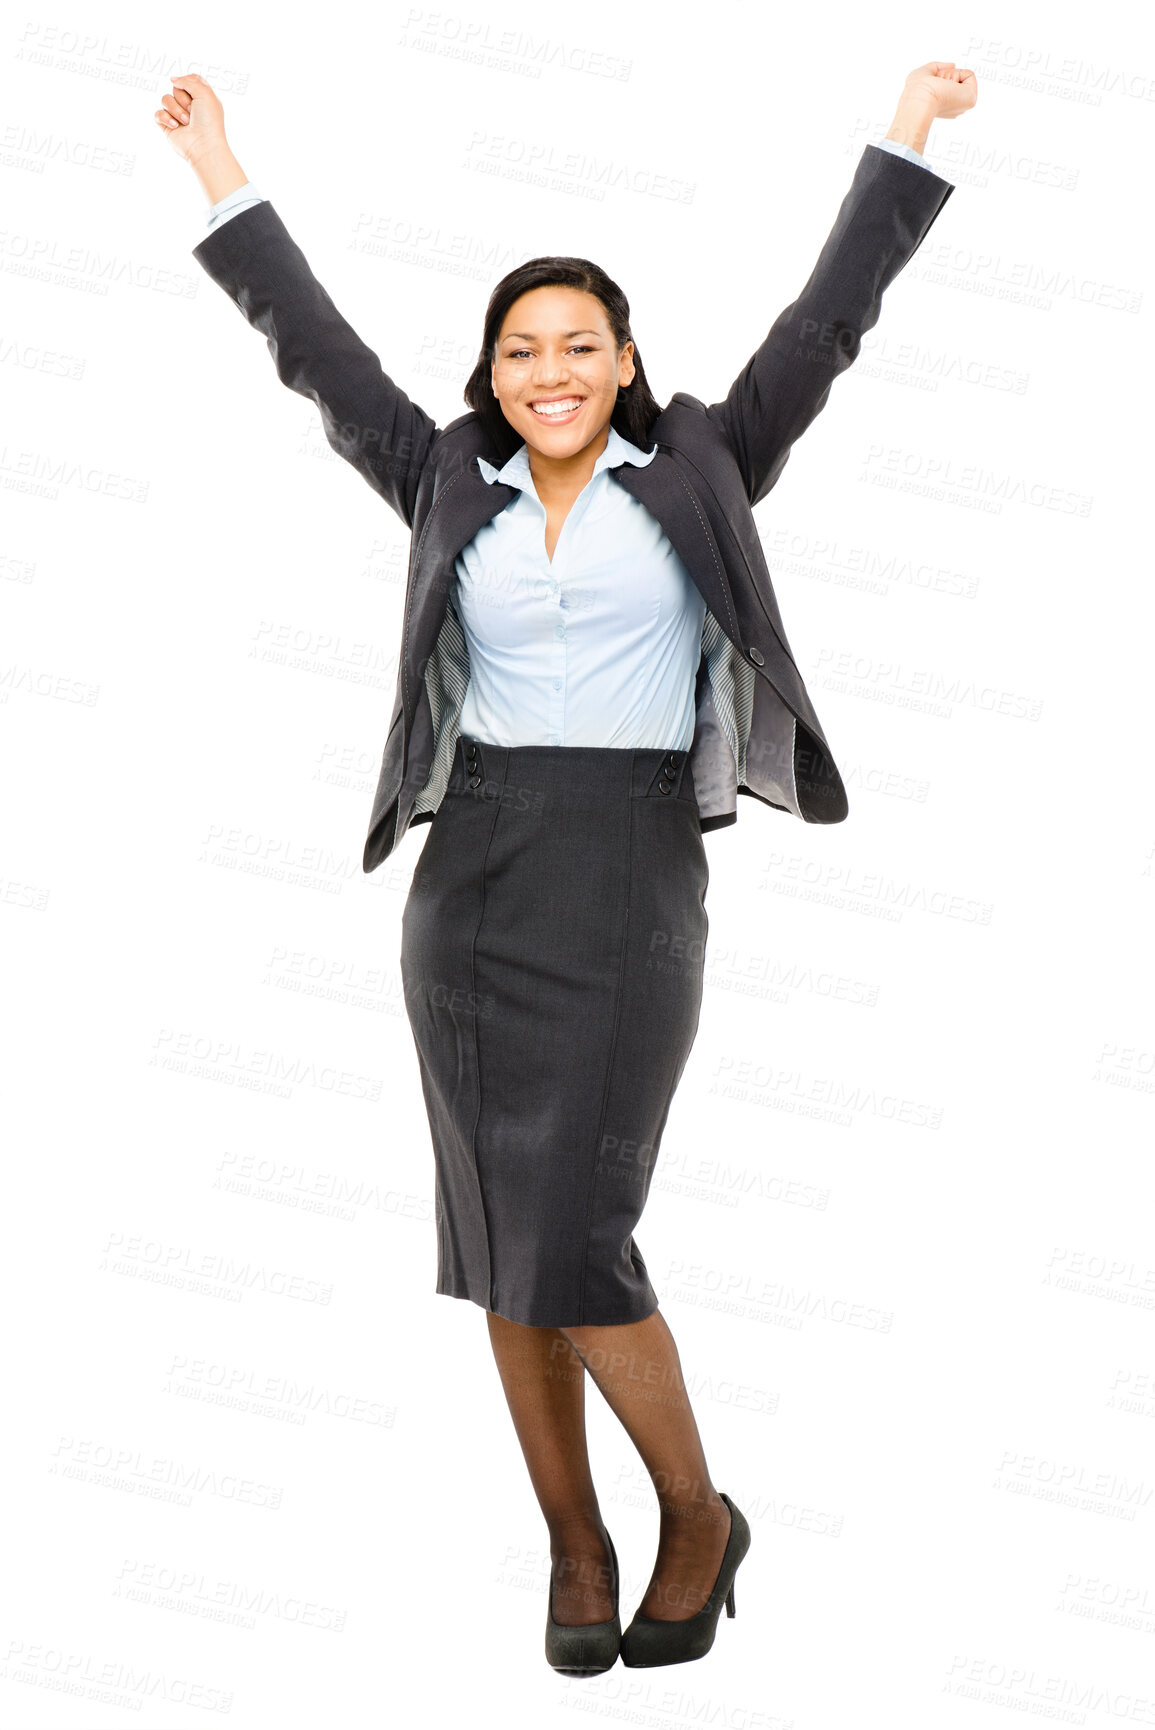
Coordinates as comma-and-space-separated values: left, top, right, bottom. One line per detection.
619, 1493, 748, 1669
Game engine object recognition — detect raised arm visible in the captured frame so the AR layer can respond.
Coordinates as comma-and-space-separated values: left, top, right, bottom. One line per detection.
155, 73, 438, 528
706, 62, 977, 507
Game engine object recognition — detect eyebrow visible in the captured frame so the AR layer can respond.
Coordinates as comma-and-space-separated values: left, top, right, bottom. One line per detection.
500, 329, 602, 342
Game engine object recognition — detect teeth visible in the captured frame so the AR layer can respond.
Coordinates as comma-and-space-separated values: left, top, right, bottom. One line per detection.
531, 399, 581, 417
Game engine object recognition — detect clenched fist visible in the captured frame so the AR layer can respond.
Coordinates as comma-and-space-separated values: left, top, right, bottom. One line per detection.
153, 72, 228, 164
901, 61, 979, 121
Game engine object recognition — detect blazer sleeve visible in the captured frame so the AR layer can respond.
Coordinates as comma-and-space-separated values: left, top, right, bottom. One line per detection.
705, 143, 955, 507
191, 200, 438, 529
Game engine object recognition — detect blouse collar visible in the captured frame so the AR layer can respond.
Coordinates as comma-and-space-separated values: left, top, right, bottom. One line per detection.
477, 419, 657, 488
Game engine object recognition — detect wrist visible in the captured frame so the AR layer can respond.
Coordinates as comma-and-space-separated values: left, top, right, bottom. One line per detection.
189, 140, 246, 203
885, 95, 936, 156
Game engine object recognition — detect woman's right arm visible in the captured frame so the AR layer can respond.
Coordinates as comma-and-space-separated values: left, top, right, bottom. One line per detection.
154, 73, 439, 529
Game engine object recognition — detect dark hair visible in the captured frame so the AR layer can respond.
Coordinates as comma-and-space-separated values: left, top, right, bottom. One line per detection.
462, 255, 663, 466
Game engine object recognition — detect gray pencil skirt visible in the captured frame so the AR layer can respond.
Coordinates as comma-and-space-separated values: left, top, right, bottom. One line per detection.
400, 734, 709, 1327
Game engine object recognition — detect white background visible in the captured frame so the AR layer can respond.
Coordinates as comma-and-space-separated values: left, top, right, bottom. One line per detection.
3, 1, 1153, 1725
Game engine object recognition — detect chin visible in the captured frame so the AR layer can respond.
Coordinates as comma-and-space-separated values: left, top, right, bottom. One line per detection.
522, 412, 605, 448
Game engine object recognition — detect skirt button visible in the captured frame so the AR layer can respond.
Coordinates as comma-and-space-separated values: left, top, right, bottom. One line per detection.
469, 774, 482, 789
658, 779, 672, 794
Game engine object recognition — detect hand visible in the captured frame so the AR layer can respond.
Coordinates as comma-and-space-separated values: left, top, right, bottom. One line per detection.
899, 61, 978, 121
153, 72, 228, 164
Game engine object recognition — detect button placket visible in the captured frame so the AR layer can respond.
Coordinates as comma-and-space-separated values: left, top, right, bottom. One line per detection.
546, 512, 567, 748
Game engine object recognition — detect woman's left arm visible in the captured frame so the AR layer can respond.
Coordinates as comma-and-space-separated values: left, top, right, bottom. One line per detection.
706, 61, 977, 507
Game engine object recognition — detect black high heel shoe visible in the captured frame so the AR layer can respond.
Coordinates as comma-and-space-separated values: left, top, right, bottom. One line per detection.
545, 1529, 622, 1676
619, 1491, 750, 1669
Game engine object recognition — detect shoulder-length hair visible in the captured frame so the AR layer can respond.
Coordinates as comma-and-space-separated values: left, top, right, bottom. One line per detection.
462, 256, 663, 466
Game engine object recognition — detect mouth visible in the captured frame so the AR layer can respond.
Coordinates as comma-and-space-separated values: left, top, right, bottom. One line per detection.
527, 396, 585, 425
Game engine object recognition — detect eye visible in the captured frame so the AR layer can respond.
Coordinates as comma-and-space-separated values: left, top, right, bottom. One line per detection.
505, 345, 594, 360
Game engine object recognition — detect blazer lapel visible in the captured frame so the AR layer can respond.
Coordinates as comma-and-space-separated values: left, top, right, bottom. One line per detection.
404, 456, 517, 714
611, 452, 741, 644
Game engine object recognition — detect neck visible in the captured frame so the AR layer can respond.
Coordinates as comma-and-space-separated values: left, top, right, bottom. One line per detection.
526, 420, 612, 499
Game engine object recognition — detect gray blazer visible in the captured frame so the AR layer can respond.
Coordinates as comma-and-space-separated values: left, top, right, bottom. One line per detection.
192, 144, 955, 874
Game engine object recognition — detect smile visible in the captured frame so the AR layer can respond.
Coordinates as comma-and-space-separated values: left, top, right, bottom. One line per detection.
529, 397, 585, 423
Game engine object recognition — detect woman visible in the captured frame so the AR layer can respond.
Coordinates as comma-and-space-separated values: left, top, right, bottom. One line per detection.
156, 61, 976, 1676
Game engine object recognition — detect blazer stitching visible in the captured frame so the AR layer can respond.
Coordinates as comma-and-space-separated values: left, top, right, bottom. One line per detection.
787, 715, 798, 812
669, 442, 795, 668
668, 467, 740, 644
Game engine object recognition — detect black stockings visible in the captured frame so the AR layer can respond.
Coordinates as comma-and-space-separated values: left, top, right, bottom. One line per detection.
485, 1307, 731, 1625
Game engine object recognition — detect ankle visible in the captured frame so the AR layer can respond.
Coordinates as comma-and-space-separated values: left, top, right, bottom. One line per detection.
548, 1517, 610, 1562
657, 1488, 727, 1533
551, 1548, 613, 1589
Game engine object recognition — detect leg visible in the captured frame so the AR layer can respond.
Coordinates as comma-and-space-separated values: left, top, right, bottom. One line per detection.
560, 1307, 731, 1621
485, 1311, 615, 1625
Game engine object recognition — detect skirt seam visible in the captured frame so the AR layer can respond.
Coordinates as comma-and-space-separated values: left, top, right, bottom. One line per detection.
576, 773, 634, 1324
466, 768, 506, 1315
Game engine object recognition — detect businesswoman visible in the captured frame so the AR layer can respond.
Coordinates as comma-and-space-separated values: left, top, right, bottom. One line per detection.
156, 61, 975, 1676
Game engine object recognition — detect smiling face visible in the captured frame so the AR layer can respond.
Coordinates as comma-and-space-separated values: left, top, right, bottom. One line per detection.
491, 284, 635, 470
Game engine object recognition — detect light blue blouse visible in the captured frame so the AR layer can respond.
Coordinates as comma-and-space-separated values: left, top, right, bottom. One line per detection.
202, 138, 934, 751
459, 426, 704, 750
